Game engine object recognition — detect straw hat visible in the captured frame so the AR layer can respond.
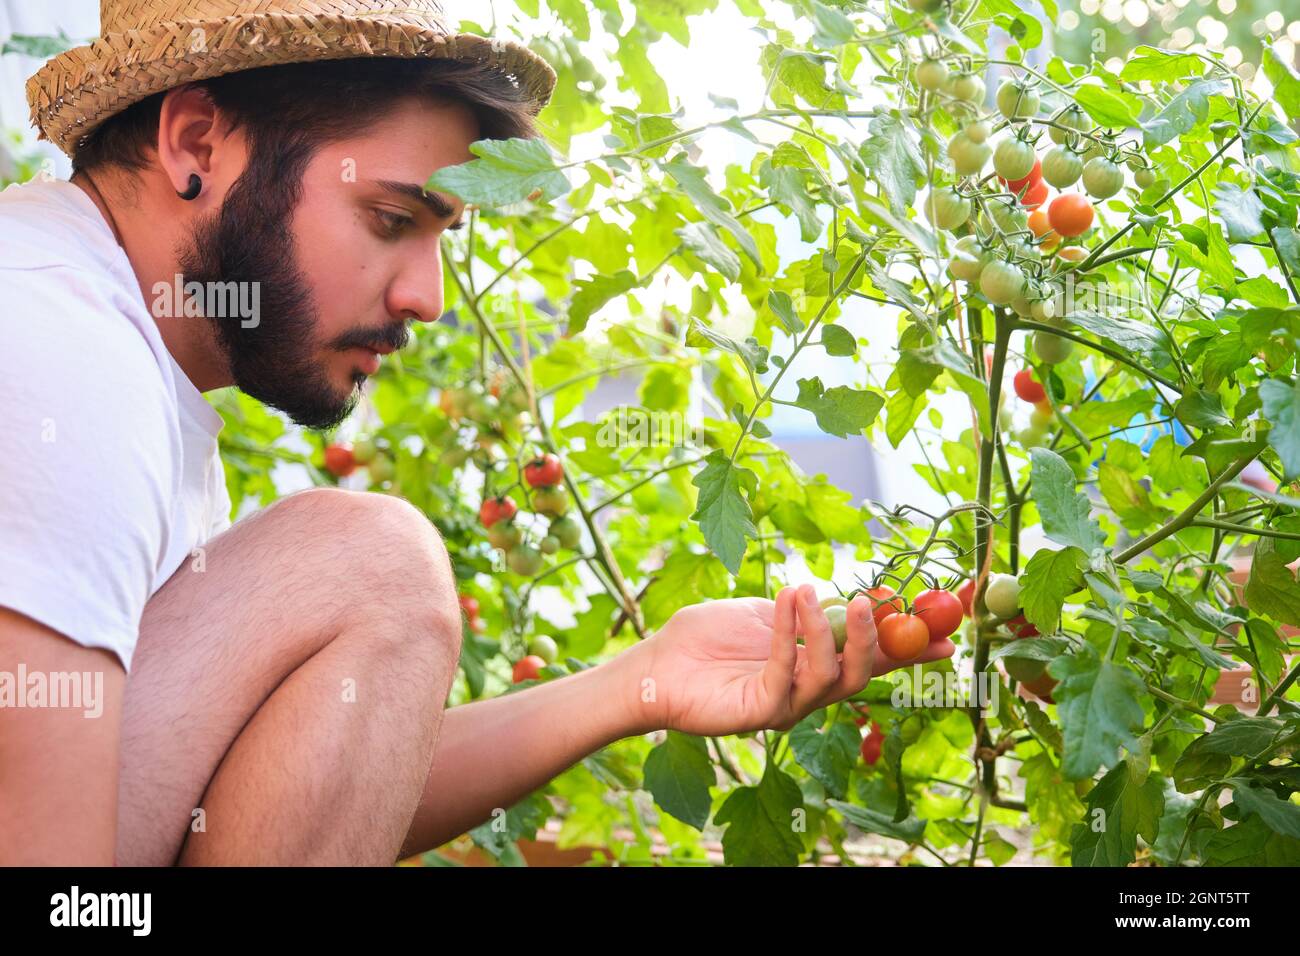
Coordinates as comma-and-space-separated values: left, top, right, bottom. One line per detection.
26, 1, 557, 159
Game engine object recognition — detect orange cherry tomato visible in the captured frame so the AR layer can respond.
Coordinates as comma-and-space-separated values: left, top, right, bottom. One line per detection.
1028, 208, 1060, 252
877, 613, 930, 660
865, 586, 904, 624
1047, 193, 1095, 237
1021, 178, 1049, 210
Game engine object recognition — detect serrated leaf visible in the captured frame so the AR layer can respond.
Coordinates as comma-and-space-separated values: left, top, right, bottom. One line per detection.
1069, 760, 1165, 866
1030, 448, 1106, 553
1073, 84, 1143, 128
643, 732, 715, 830
794, 377, 884, 438
1245, 541, 1300, 627
690, 450, 757, 575
857, 112, 924, 220
567, 270, 637, 334
1227, 778, 1300, 838
1020, 547, 1087, 632
1054, 652, 1147, 780
676, 222, 740, 281
1141, 79, 1223, 147
664, 156, 761, 267
826, 800, 928, 843
714, 764, 805, 866
1213, 182, 1266, 243
428, 137, 571, 208
789, 711, 860, 799
1260, 378, 1300, 480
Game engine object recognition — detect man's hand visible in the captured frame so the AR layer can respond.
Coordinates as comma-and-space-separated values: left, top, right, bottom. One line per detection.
613, 584, 956, 735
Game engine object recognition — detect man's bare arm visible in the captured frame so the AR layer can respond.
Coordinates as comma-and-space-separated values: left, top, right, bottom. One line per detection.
399, 651, 646, 858
0, 607, 125, 865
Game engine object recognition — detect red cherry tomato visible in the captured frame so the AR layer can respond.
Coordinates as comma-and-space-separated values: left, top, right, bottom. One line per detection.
1021, 672, 1057, 703
1021, 178, 1049, 210
479, 496, 518, 528
523, 453, 564, 488
458, 594, 480, 619
854, 715, 868, 727
1007, 613, 1040, 639
865, 586, 904, 624
323, 443, 356, 477
512, 655, 547, 683
860, 722, 884, 765
1013, 369, 1047, 404
877, 613, 930, 660
957, 579, 976, 616
997, 156, 1042, 195
914, 589, 964, 641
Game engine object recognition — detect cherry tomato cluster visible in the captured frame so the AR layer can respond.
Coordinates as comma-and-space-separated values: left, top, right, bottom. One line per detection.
820, 581, 969, 660
322, 436, 397, 485
458, 593, 486, 634
512, 635, 560, 683
478, 464, 583, 577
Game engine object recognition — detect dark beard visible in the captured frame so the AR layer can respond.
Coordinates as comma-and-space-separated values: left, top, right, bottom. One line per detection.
175, 163, 361, 430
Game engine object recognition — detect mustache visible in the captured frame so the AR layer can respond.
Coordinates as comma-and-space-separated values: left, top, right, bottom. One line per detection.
332, 322, 411, 353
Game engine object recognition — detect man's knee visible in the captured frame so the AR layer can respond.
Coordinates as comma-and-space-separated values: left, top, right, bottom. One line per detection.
264, 488, 462, 653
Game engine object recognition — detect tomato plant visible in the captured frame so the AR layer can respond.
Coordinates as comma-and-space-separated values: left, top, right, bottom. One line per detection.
166, 0, 1300, 868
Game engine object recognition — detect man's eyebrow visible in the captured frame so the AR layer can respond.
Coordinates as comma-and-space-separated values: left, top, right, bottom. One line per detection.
372, 180, 465, 229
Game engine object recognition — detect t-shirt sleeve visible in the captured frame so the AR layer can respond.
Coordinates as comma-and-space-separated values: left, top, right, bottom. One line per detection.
0, 267, 177, 671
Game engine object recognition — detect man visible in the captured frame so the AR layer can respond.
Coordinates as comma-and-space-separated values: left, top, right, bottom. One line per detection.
0, 0, 954, 866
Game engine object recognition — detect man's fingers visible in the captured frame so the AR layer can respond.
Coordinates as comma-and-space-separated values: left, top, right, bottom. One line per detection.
790, 585, 839, 712
836, 594, 877, 689
761, 587, 799, 716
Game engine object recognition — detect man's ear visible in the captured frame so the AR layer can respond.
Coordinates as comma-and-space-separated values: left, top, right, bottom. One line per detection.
155, 84, 231, 201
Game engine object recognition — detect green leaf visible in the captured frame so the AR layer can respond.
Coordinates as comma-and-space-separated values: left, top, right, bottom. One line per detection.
643, 732, 714, 830
690, 450, 757, 575
789, 711, 860, 799
885, 389, 926, 449
642, 548, 732, 627
1120, 47, 1205, 82
1245, 541, 1300, 627
1069, 760, 1165, 866
767, 291, 803, 334
686, 319, 768, 373
762, 163, 824, 242
1141, 79, 1223, 148
1227, 779, 1300, 839
809, 1, 857, 46
427, 137, 571, 208
857, 112, 925, 220
1030, 448, 1105, 553
676, 222, 740, 281
664, 156, 761, 267
821, 324, 856, 356
1073, 84, 1143, 129
567, 270, 637, 335
1213, 183, 1266, 243
793, 377, 884, 438
0, 31, 75, 58
1019, 547, 1087, 632
1263, 45, 1300, 119
1260, 378, 1300, 479
1174, 386, 1232, 431
1053, 652, 1148, 780
1066, 310, 1171, 361
826, 800, 928, 844
714, 763, 805, 866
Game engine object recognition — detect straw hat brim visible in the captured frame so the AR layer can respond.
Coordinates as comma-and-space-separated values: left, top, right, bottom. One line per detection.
26, 11, 557, 159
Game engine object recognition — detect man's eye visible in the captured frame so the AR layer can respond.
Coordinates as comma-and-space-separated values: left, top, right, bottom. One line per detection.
374, 209, 414, 238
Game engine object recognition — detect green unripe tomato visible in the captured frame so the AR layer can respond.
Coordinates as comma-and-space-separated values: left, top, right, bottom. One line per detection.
993, 136, 1036, 182
1010, 294, 1034, 318
926, 187, 972, 231
823, 604, 849, 651
1029, 406, 1054, 430
979, 260, 1026, 305
1033, 330, 1075, 364
996, 79, 1039, 120
947, 131, 991, 176
1029, 296, 1057, 323
964, 119, 990, 144
917, 58, 949, 92
487, 522, 523, 551
532, 486, 569, 517
1017, 424, 1049, 449
1049, 105, 1090, 145
947, 72, 985, 103
368, 453, 395, 484
948, 235, 988, 282
988, 197, 1028, 234
549, 515, 582, 550
528, 635, 559, 664
507, 544, 544, 577
352, 436, 378, 465
1041, 145, 1083, 189
999, 405, 1014, 432
539, 535, 560, 555
1082, 157, 1125, 199
1134, 166, 1156, 189
984, 573, 1022, 619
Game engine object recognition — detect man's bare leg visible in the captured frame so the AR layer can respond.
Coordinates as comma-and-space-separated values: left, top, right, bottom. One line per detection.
114, 487, 463, 866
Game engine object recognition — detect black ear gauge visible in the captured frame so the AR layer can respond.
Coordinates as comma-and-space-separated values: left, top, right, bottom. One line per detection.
177, 174, 201, 201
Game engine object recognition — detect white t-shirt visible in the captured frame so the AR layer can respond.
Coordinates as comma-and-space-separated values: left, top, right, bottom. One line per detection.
0, 176, 231, 672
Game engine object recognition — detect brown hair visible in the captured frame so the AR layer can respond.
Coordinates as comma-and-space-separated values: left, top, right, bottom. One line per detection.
72, 56, 539, 175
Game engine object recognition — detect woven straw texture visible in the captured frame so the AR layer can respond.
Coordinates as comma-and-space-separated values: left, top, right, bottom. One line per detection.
27, 1, 556, 159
